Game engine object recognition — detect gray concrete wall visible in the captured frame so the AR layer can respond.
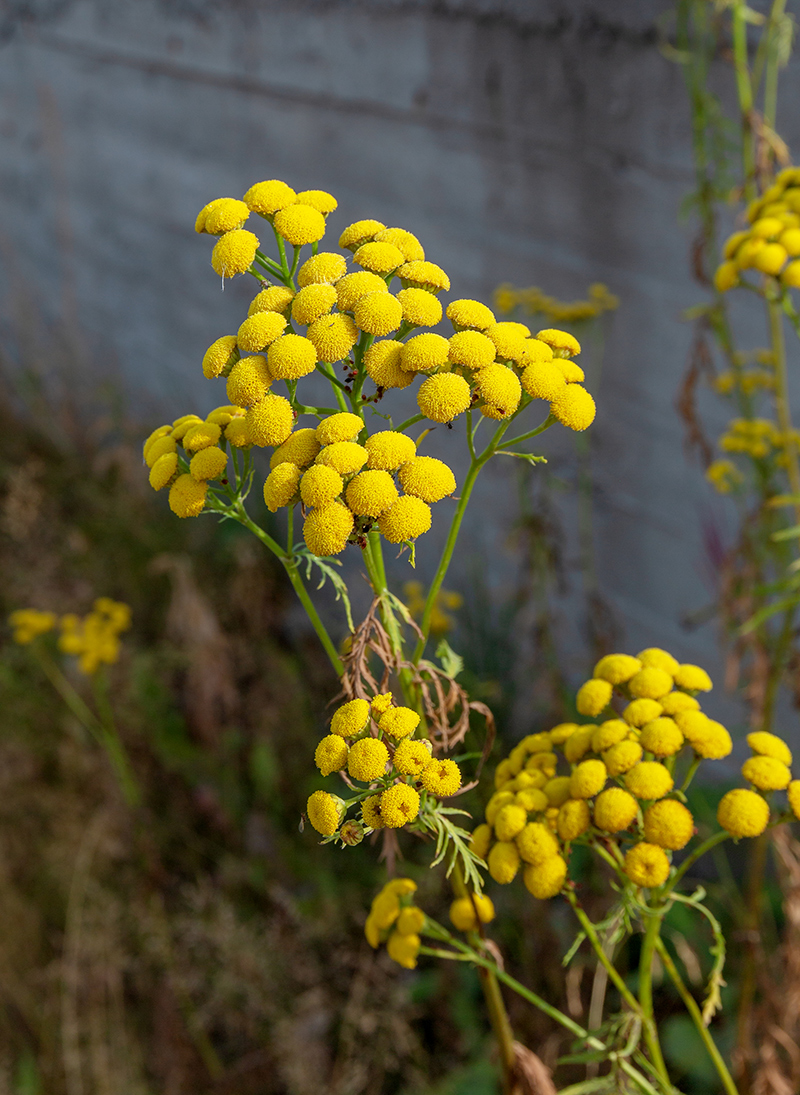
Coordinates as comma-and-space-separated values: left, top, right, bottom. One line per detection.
1, 0, 791, 738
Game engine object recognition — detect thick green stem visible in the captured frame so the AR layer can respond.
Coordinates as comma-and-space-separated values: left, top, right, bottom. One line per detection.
638, 911, 670, 1085
565, 890, 644, 1020
732, 2, 757, 199
283, 559, 345, 677
655, 937, 738, 1095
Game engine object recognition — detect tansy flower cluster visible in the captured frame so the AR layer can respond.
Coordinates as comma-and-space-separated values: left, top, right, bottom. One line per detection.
718, 729, 800, 839
471, 648, 735, 898
714, 166, 800, 293
146, 178, 599, 551
10, 599, 131, 675
306, 693, 463, 841
494, 281, 619, 324
705, 418, 800, 494
364, 878, 427, 969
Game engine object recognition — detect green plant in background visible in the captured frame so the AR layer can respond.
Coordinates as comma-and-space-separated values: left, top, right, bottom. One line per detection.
667, 0, 800, 1084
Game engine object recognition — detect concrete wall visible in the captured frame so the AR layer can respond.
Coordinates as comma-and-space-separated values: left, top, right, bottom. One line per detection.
1, 0, 792, 737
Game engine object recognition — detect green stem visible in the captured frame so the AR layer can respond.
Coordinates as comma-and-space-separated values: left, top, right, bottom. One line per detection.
762, 0, 787, 130
655, 937, 738, 1095
395, 413, 426, 433
638, 910, 670, 1085
565, 890, 644, 1020
498, 413, 556, 449
732, 1, 757, 200
91, 673, 141, 807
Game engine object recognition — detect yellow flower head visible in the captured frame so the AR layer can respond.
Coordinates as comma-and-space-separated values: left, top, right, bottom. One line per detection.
300, 464, 344, 508
446, 298, 496, 331
398, 456, 456, 503
316, 441, 369, 476
393, 738, 432, 776
639, 718, 684, 757
348, 737, 390, 782
202, 198, 250, 235
516, 788, 549, 812
248, 285, 296, 316
448, 330, 497, 370
569, 759, 607, 800
387, 929, 420, 969
295, 189, 338, 214
353, 291, 404, 335
361, 795, 384, 829
291, 283, 338, 326
623, 698, 663, 727
563, 726, 595, 764
202, 335, 239, 379
690, 720, 732, 760
306, 790, 345, 836
660, 692, 700, 716
9, 609, 57, 644
171, 415, 203, 440
143, 424, 171, 459
374, 227, 425, 262
590, 719, 628, 753
397, 260, 450, 292
316, 412, 363, 446
268, 334, 318, 380
643, 799, 694, 850
592, 654, 641, 686
195, 197, 226, 233
314, 734, 349, 776
379, 706, 421, 739
742, 754, 791, 791
475, 363, 522, 418
523, 855, 568, 899
593, 787, 639, 832
494, 803, 528, 842
331, 698, 370, 738
637, 647, 681, 675
364, 430, 417, 470
486, 790, 516, 824
488, 840, 521, 883
397, 287, 442, 327
224, 418, 251, 448
168, 474, 208, 518
747, 731, 792, 767
523, 361, 564, 405
396, 905, 425, 936
673, 663, 713, 692
189, 447, 228, 482
297, 251, 348, 287
211, 229, 260, 278
714, 261, 739, 292
245, 393, 294, 448
602, 739, 643, 776
557, 799, 591, 841
184, 420, 222, 452
346, 470, 399, 516
226, 356, 273, 408
371, 692, 393, 716
354, 240, 405, 273
400, 332, 451, 373
624, 761, 674, 801
717, 788, 770, 838
782, 260, 800, 288
307, 313, 359, 362
380, 782, 420, 827
237, 311, 287, 353
628, 667, 673, 700
273, 204, 326, 246
576, 678, 613, 717
364, 340, 415, 390
554, 360, 585, 383
787, 780, 800, 821
335, 271, 388, 312
752, 242, 787, 275
303, 501, 354, 556
145, 434, 177, 468
417, 373, 472, 423
484, 322, 528, 364
149, 452, 178, 490
339, 219, 386, 251
550, 384, 596, 431
243, 179, 297, 215
450, 894, 496, 932
421, 758, 462, 796
263, 463, 302, 512
270, 428, 322, 469
536, 328, 581, 357
378, 495, 432, 543
469, 823, 493, 860
624, 842, 670, 888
